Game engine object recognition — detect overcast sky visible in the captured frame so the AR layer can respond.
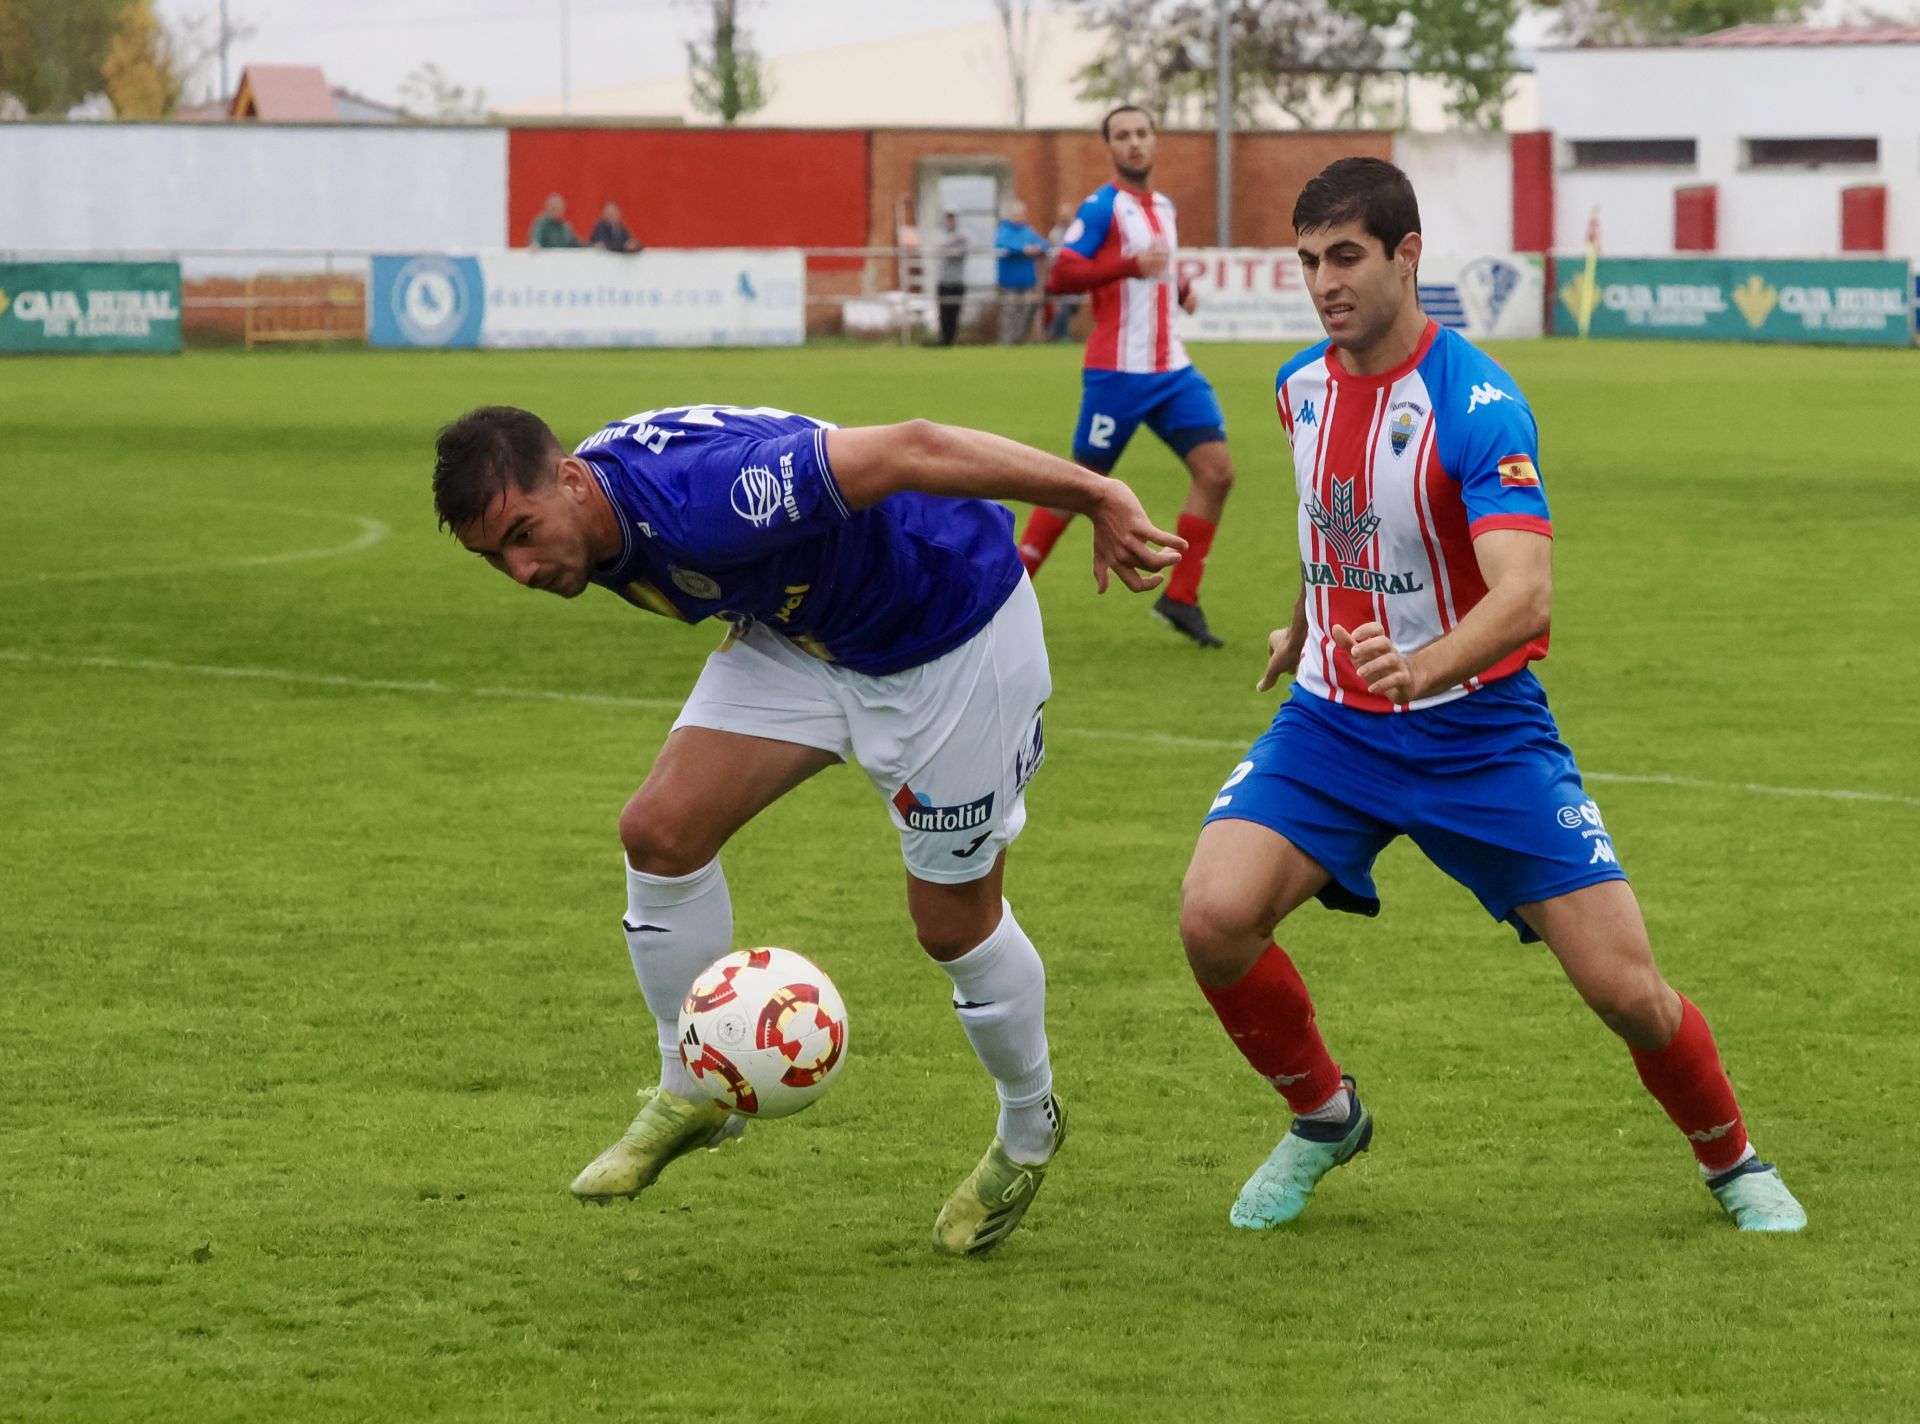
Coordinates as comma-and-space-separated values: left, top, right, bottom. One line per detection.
156, 0, 1014, 109
156, 0, 1915, 111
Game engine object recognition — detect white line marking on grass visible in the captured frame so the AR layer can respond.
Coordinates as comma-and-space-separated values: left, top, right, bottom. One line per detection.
0, 509, 390, 588
3, 648, 1915, 809
0, 649, 683, 712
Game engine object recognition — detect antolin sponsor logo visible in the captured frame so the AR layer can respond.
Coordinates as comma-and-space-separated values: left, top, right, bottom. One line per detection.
892, 785, 994, 833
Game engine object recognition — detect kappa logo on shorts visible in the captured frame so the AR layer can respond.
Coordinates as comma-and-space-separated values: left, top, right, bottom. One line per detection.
892, 785, 994, 834
1558, 799, 1618, 864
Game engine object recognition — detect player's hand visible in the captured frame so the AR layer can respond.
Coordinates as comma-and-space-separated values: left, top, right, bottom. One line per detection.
1255, 628, 1306, 692
1135, 241, 1171, 280
1331, 622, 1422, 705
1086, 478, 1185, 594
1178, 279, 1198, 314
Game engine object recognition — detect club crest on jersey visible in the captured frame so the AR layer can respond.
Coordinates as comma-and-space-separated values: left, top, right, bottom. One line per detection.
1306, 475, 1381, 565
669, 565, 722, 600
1388, 401, 1424, 457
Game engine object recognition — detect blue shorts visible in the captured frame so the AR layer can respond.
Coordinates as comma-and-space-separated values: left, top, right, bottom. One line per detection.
1072, 366, 1226, 471
1202, 672, 1628, 942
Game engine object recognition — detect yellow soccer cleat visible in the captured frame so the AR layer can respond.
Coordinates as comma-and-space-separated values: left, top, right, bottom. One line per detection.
569, 1086, 742, 1203
931, 1096, 1067, 1257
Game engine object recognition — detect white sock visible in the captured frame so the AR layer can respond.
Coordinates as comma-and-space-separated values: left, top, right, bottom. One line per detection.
624, 857, 733, 1099
1295, 1087, 1353, 1125
1702, 1143, 1758, 1180
938, 900, 1056, 1164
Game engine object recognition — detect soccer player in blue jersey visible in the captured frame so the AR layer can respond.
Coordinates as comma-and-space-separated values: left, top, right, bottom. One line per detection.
432, 403, 1180, 1255
1178, 158, 1807, 1233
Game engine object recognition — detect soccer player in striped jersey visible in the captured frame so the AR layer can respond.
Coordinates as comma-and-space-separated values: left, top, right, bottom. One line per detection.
1178, 157, 1806, 1233
1017, 104, 1237, 649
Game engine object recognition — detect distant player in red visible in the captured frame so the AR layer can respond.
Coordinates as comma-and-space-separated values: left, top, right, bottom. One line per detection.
1180, 157, 1807, 1233
1017, 104, 1236, 649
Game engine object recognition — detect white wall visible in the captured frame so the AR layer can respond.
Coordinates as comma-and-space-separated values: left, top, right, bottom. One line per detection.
1537, 44, 1920, 256
1393, 131, 1513, 257
0, 125, 508, 254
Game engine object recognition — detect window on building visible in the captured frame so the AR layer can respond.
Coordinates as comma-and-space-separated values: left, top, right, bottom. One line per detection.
1744, 137, 1879, 168
1568, 139, 1697, 168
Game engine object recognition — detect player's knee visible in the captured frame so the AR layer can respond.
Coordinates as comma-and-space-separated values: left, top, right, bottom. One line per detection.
1589, 972, 1681, 1049
1196, 458, 1235, 498
1178, 883, 1269, 986
617, 796, 714, 878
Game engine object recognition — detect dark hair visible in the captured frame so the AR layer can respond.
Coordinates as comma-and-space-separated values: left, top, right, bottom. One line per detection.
1291, 157, 1421, 257
1100, 104, 1152, 142
432, 406, 564, 532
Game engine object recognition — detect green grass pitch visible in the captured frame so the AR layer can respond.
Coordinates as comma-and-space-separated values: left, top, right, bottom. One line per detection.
3, 338, 1917, 1423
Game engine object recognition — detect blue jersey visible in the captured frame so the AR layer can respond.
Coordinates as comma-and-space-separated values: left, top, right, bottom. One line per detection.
577, 404, 1024, 675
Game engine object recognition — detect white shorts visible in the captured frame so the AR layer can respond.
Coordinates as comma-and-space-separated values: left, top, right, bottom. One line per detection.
673, 576, 1051, 884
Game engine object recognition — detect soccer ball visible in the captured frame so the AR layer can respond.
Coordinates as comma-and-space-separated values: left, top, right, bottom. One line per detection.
678, 947, 848, 1119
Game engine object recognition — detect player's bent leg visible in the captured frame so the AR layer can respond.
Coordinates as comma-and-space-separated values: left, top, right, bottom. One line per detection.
573, 727, 838, 1203
1520, 881, 1806, 1232
911, 859, 1067, 1256
1182, 820, 1370, 1228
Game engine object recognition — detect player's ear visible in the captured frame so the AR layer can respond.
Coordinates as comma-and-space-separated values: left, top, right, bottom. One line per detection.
1396, 231, 1423, 281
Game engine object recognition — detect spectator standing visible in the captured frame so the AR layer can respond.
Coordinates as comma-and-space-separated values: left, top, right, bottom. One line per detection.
936, 212, 968, 347
590, 202, 644, 253
1044, 201, 1079, 343
994, 200, 1049, 345
528, 193, 583, 249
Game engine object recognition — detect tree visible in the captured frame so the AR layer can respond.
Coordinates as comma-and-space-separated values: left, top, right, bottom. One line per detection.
1543, 0, 1811, 44
1067, 0, 1516, 131
101, 0, 181, 118
0, 0, 125, 115
685, 0, 768, 125
399, 61, 489, 121
995, 0, 1043, 127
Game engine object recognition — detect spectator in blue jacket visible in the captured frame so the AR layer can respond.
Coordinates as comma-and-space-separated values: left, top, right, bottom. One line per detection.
994, 199, 1049, 345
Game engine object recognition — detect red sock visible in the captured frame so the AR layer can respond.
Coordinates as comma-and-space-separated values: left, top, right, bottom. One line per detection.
1198, 942, 1342, 1114
1628, 995, 1749, 1172
1162, 513, 1217, 605
1017, 508, 1072, 575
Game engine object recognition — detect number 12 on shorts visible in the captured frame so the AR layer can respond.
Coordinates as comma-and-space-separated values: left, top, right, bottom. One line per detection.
1087, 413, 1116, 449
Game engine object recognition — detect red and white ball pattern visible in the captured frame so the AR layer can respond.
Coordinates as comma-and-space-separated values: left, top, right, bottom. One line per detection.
678, 947, 848, 1119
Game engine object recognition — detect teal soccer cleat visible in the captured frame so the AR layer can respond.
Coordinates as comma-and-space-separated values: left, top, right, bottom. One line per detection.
1707, 1159, 1808, 1232
1230, 1075, 1372, 1230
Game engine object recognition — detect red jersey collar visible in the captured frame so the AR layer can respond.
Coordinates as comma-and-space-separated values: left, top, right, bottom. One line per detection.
1112, 178, 1154, 200
1325, 318, 1439, 387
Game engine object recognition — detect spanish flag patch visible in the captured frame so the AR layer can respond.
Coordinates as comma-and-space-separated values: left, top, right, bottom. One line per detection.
1497, 454, 1541, 487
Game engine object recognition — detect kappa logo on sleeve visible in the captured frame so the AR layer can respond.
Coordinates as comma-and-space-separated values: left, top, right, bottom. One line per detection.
1497, 454, 1540, 487
1466, 382, 1512, 414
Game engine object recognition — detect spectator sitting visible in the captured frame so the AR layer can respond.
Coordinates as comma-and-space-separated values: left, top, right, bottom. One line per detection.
528, 193, 583, 249
590, 202, 643, 253
994, 199, 1049, 345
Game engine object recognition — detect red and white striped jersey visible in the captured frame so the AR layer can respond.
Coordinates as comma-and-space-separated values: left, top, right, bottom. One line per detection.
1049, 181, 1190, 374
1276, 320, 1554, 712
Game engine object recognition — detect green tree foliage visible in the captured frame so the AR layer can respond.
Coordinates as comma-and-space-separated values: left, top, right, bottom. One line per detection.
0, 0, 126, 115
399, 61, 489, 122
1544, 0, 1811, 43
101, 0, 181, 118
686, 0, 768, 125
1067, 0, 1519, 132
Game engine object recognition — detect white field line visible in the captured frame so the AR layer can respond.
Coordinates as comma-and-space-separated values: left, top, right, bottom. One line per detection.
3, 647, 1916, 810
0, 509, 390, 588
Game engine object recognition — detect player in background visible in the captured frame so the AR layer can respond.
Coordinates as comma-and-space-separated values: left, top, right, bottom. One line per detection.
432, 404, 1180, 1256
1018, 104, 1236, 650
1179, 158, 1807, 1233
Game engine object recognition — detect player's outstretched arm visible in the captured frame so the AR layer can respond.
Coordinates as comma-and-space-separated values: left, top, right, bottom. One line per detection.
1332, 529, 1552, 705
825, 421, 1184, 593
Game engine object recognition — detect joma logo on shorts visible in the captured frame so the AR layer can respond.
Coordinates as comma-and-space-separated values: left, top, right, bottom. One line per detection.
892, 786, 994, 833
